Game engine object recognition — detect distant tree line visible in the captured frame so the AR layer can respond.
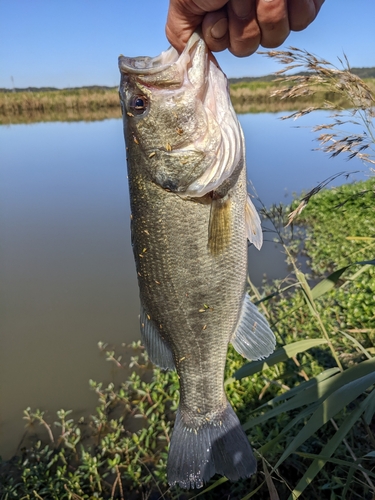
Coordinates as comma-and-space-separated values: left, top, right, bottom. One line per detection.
1, 67, 374, 93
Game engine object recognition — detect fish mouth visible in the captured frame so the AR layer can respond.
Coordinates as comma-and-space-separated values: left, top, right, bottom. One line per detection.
118, 46, 179, 74
118, 32, 211, 91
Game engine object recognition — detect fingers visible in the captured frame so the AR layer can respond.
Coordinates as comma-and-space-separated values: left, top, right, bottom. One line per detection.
166, 0, 324, 56
202, 9, 229, 52
194, 0, 228, 10
166, 0, 229, 53
202, 0, 290, 56
288, 0, 325, 31
225, 0, 289, 56
255, 0, 290, 49
226, 0, 260, 57
166, 1, 203, 53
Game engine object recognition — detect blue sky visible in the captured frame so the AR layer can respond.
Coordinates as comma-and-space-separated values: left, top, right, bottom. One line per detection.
1, 1, 374, 89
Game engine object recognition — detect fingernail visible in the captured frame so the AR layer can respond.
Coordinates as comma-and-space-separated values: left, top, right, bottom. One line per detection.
211, 18, 228, 39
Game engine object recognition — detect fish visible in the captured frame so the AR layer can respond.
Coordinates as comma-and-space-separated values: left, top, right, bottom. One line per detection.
118, 32, 276, 490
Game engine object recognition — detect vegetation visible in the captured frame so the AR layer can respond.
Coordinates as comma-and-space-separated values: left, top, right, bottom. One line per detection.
1, 177, 374, 499
1, 50, 374, 499
229, 77, 375, 114
228, 65, 375, 84
1, 70, 374, 124
0, 106, 121, 125
0, 87, 121, 124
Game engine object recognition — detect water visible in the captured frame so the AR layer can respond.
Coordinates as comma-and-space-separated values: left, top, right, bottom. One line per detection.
240, 111, 368, 285
0, 112, 368, 459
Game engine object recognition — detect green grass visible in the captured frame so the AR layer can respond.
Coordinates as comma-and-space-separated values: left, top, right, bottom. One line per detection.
1, 178, 374, 500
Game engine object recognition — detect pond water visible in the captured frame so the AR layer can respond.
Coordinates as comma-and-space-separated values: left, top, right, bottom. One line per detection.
0, 111, 368, 459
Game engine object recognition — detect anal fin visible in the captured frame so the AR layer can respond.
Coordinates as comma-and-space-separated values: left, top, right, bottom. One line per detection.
231, 293, 276, 360
140, 305, 175, 370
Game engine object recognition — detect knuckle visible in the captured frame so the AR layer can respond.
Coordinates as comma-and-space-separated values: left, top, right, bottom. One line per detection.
206, 37, 229, 53
229, 35, 260, 57
261, 30, 289, 48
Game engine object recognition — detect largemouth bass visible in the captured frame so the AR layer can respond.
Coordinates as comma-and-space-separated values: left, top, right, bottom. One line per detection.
119, 33, 276, 489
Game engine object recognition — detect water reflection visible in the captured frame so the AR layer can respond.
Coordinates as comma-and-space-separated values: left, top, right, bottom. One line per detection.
0, 119, 139, 459
0, 113, 367, 459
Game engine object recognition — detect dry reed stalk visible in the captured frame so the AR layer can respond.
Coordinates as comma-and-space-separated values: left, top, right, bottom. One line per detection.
260, 47, 375, 224
0, 106, 122, 125
0, 88, 121, 115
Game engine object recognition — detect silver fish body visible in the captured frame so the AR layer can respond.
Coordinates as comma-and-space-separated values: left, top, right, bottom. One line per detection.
119, 33, 275, 489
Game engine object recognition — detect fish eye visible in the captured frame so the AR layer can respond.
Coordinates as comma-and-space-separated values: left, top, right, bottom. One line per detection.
130, 94, 148, 115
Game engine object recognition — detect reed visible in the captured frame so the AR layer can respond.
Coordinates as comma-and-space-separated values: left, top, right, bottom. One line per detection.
1, 76, 373, 124
0, 106, 122, 125
0, 87, 120, 117
263, 47, 375, 225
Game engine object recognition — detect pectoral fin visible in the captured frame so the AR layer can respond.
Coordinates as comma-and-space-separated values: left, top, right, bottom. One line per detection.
208, 197, 232, 255
231, 294, 276, 360
140, 305, 175, 370
245, 195, 263, 250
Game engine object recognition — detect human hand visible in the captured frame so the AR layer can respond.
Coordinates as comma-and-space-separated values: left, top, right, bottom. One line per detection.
166, 0, 325, 57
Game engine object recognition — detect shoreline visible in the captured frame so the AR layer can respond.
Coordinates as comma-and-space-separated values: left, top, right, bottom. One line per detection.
1, 78, 374, 124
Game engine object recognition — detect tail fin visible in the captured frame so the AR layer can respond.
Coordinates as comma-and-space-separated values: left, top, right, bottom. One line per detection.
167, 402, 256, 489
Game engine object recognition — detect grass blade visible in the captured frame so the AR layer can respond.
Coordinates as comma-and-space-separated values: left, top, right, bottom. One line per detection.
341, 465, 356, 500
354, 259, 375, 266
189, 476, 228, 498
293, 453, 375, 480
311, 266, 349, 299
270, 368, 341, 405
263, 459, 280, 500
340, 330, 373, 359
308, 260, 375, 300
363, 387, 375, 424
241, 367, 340, 415
254, 283, 299, 305
234, 339, 328, 380
275, 369, 375, 468
244, 358, 375, 432
239, 481, 265, 500
296, 270, 317, 316
289, 394, 369, 499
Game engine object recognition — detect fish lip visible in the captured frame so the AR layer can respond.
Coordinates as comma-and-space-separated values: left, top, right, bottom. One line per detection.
118, 32, 206, 78
118, 49, 177, 75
